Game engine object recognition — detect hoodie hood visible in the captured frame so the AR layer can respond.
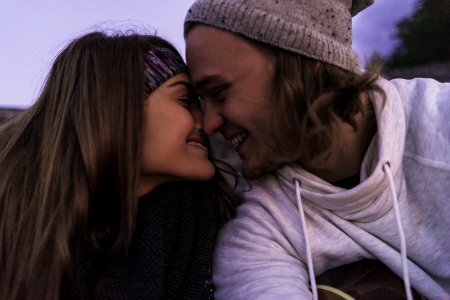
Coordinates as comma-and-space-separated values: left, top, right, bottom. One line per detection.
276, 78, 406, 222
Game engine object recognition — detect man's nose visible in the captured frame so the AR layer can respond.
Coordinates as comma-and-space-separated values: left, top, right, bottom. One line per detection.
202, 101, 225, 136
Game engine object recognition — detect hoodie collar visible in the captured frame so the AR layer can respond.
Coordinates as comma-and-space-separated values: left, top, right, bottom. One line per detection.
276, 77, 406, 222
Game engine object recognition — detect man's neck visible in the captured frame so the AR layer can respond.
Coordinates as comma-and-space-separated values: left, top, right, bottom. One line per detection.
301, 93, 376, 183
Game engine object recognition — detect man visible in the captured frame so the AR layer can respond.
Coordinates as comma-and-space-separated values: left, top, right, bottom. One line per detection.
184, 0, 450, 299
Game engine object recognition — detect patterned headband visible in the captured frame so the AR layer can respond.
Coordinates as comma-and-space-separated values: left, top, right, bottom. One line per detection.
143, 47, 187, 96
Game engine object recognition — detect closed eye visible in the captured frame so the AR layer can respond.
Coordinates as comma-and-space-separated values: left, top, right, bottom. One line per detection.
178, 96, 194, 107
206, 85, 229, 102
178, 95, 203, 111
210, 86, 226, 97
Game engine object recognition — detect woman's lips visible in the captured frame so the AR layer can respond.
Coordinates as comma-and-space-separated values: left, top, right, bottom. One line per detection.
187, 137, 207, 150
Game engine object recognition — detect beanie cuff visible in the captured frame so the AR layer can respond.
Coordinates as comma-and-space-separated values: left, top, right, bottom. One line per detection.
185, 0, 362, 73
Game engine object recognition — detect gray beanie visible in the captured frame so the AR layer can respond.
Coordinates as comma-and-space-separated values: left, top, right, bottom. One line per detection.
185, 0, 374, 74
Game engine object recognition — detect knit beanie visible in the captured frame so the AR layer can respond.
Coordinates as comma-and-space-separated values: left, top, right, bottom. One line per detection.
184, 0, 374, 74
143, 47, 187, 96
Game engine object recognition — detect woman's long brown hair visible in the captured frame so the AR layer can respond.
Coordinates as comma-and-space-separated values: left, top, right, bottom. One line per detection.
0, 31, 240, 300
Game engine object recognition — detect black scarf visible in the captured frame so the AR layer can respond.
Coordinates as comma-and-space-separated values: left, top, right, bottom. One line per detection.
65, 183, 217, 299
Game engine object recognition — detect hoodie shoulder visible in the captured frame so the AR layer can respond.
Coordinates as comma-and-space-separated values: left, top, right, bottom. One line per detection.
390, 78, 450, 166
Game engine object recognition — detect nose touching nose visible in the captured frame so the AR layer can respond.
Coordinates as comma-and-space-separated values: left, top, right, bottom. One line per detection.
201, 103, 225, 135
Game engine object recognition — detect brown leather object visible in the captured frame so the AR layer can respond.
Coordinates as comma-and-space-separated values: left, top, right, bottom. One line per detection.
316, 259, 425, 300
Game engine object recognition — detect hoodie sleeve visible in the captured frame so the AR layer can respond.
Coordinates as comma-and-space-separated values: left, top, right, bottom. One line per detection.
212, 186, 312, 299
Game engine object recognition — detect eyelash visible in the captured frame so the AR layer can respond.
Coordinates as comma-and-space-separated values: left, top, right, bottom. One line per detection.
209, 86, 226, 98
179, 96, 203, 111
201, 86, 227, 107
179, 96, 193, 106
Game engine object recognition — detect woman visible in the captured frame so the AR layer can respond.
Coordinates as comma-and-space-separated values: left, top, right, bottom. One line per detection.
0, 32, 240, 299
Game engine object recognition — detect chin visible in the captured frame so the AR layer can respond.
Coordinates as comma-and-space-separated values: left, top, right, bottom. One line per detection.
190, 163, 216, 181
241, 159, 279, 179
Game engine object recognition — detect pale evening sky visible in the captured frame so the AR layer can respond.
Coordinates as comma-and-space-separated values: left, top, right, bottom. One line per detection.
0, 0, 417, 109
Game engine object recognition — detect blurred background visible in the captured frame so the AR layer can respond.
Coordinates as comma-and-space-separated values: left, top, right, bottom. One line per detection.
1, 0, 449, 121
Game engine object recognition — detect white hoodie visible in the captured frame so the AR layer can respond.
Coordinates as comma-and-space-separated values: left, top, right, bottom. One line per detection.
213, 78, 450, 300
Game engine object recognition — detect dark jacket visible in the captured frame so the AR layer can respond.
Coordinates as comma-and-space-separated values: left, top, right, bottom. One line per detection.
65, 182, 216, 299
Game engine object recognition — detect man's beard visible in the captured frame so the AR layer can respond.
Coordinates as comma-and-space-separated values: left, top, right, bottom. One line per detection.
237, 121, 305, 179
240, 142, 299, 179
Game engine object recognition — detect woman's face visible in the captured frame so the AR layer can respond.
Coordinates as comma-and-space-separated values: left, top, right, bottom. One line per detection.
138, 72, 215, 196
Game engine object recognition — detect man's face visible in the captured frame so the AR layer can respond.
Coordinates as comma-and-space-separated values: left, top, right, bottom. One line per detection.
186, 25, 300, 178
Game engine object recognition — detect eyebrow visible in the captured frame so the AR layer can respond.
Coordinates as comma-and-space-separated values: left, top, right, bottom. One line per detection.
193, 74, 226, 92
167, 80, 196, 95
168, 80, 191, 88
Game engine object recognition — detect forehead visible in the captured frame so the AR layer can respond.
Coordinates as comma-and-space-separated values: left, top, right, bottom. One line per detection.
148, 72, 193, 100
186, 25, 243, 47
186, 25, 274, 87
186, 25, 262, 61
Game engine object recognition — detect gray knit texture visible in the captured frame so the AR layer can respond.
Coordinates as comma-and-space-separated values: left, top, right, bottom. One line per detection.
185, 0, 374, 73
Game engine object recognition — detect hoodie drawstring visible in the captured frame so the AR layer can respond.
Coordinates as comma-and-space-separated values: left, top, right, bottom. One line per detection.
383, 163, 413, 300
295, 165, 414, 300
294, 179, 318, 300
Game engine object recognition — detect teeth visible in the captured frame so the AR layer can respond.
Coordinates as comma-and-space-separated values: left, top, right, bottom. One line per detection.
231, 132, 247, 148
188, 141, 207, 150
